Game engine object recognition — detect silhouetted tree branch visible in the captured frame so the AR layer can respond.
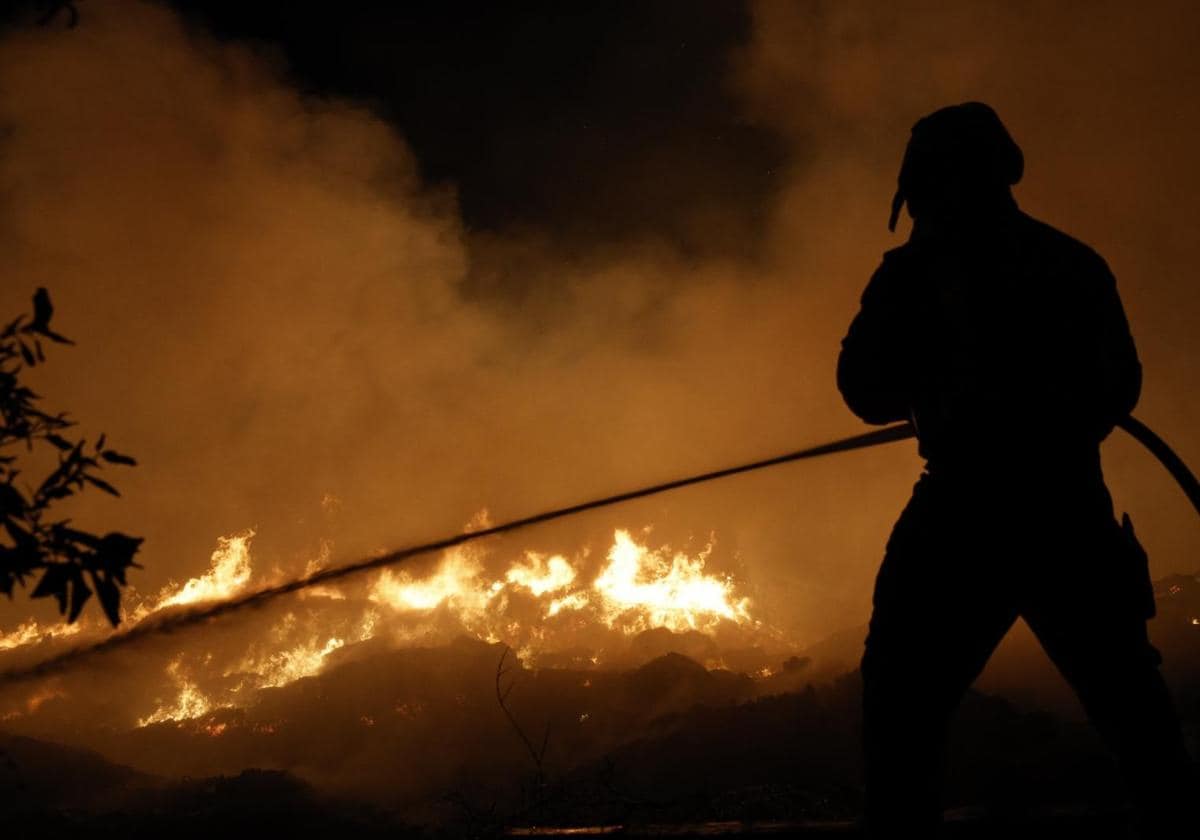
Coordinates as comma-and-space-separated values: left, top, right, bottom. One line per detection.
495, 646, 551, 803
0, 288, 141, 626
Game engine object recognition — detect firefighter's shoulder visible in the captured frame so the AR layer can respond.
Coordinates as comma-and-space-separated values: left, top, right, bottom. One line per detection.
872, 242, 919, 280
1018, 212, 1111, 274
860, 244, 915, 303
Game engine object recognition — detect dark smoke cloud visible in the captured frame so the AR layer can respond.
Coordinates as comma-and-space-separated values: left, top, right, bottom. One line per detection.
161, 0, 789, 264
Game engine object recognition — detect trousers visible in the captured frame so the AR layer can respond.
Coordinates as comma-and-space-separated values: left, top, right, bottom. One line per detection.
861, 470, 1193, 837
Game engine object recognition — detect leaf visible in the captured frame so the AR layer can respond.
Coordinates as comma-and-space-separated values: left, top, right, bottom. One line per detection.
4, 518, 34, 547
27, 289, 73, 344
57, 525, 100, 549
96, 532, 143, 577
67, 576, 91, 623
1, 314, 24, 338
18, 341, 34, 366
31, 565, 69, 614
100, 450, 137, 466
44, 434, 74, 451
3, 542, 39, 577
83, 475, 120, 496
90, 571, 122, 627
0, 482, 25, 515
35, 460, 72, 499
31, 288, 52, 331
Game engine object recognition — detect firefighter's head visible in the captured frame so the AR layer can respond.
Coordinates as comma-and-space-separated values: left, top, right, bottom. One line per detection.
889, 102, 1023, 232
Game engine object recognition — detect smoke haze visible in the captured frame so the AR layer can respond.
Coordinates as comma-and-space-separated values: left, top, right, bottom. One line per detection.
0, 0, 1197, 676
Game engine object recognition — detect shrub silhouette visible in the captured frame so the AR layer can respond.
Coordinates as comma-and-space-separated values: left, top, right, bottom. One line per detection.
0, 289, 141, 626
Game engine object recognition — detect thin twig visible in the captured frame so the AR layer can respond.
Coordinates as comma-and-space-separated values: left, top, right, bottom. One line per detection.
494, 645, 547, 782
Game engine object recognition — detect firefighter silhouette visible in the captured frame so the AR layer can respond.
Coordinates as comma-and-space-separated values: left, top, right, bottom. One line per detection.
839, 102, 1194, 837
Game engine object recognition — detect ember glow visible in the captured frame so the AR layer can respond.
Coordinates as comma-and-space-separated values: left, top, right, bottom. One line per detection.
0, 682, 65, 721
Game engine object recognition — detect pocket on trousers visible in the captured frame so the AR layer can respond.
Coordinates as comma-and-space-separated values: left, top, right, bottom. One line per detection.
1118, 513, 1156, 620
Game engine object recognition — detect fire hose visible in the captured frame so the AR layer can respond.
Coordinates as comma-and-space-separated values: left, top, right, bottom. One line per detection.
1, 416, 1196, 685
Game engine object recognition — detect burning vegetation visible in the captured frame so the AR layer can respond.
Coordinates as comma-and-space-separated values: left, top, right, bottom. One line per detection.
0, 516, 781, 735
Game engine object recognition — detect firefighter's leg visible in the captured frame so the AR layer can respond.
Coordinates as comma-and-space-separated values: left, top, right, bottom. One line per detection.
1025, 521, 1194, 838
861, 481, 1017, 837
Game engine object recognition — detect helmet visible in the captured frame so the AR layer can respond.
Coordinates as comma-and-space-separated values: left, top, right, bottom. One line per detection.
889, 102, 1024, 232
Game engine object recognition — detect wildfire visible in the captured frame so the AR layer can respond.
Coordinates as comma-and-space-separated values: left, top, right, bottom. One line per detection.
548, 592, 590, 617
137, 658, 224, 727
0, 532, 251, 665
594, 530, 751, 632
145, 530, 255, 612
371, 548, 489, 611
236, 609, 377, 690
246, 635, 345, 689
0, 618, 83, 651
365, 527, 751, 636
506, 552, 577, 595
2, 518, 761, 729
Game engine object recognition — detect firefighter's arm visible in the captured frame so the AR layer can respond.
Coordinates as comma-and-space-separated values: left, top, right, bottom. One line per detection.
1080, 255, 1141, 435
837, 260, 912, 425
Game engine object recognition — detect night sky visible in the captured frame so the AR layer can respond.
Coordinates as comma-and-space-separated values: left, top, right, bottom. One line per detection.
167, 3, 783, 249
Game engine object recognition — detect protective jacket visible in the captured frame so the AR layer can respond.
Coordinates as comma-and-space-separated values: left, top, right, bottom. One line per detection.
838, 202, 1141, 479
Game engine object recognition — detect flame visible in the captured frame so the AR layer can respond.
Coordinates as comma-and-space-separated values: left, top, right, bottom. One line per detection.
296, 541, 347, 600
0, 531, 252, 651
229, 608, 379, 692
0, 618, 83, 651
138, 658, 223, 726
151, 530, 254, 611
6, 517, 765, 730
547, 591, 590, 617
368, 528, 750, 636
250, 636, 346, 689
506, 552, 576, 595
369, 546, 497, 619
593, 529, 751, 632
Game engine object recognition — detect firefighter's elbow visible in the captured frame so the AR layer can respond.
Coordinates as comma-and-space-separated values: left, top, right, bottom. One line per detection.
837, 356, 883, 424
1120, 360, 1142, 418
838, 378, 903, 426
850, 400, 905, 426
